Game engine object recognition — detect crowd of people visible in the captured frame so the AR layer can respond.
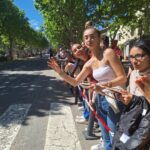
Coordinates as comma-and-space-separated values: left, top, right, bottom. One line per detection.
48, 21, 150, 150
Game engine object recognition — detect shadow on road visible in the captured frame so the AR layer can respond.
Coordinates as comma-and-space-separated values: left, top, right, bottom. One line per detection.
0, 58, 48, 71
0, 58, 75, 127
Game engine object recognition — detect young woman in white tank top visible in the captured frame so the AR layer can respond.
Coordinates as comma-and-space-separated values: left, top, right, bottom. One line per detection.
48, 27, 127, 150
92, 62, 116, 84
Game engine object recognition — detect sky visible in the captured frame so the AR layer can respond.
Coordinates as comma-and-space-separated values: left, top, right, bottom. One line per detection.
13, 0, 43, 30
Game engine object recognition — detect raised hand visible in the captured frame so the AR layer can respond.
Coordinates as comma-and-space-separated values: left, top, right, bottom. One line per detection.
47, 57, 61, 74
119, 90, 133, 105
136, 75, 150, 103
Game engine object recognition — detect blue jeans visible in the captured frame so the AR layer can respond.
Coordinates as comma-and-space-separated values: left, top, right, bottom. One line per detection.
81, 89, 90, 120
95, 94, 124, 150
82, 100, 90, 120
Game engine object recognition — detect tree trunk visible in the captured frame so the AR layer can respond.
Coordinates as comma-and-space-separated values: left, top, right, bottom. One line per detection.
8, 37, 13, 60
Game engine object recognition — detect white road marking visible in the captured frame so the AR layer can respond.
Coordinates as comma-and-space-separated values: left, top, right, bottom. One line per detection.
44, 103, 82, 150
0, 104, 31, 150
0, 70, 61, 80
0, 70, 42, 75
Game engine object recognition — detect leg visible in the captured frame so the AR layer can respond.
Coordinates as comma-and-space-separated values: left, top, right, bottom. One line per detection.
95, 95, 112, 150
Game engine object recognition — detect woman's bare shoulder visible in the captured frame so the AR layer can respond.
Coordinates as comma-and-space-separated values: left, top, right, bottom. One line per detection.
104, 48, 115, 56
84, 58, 94, 68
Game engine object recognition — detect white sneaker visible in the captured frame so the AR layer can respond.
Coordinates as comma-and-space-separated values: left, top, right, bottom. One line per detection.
90, 139, 104, 150
76, 115, 84, 119
75, 118, 88, 125
78, 106, 84, 111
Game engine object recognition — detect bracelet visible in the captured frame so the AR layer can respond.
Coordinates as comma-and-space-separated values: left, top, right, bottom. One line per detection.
107, 81, 112, 87
93, 86, 96, 91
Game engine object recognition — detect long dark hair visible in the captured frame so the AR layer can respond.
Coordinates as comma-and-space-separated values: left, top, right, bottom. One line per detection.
132, 39, 150, 56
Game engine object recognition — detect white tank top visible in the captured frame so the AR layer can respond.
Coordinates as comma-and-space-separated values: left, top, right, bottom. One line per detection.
93, 64, 116, 83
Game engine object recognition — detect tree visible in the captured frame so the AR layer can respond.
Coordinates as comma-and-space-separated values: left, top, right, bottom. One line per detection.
87, 0, 150, 38
35, 0, 150, 48
35, 0, 89, 48
0, 0, 49, 60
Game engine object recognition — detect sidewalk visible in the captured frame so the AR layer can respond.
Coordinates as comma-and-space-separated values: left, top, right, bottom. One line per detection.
50, 70, 100, 150
71, 103, 100, 150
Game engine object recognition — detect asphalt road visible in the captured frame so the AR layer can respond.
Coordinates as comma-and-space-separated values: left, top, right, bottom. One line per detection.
0, 57, 100, 150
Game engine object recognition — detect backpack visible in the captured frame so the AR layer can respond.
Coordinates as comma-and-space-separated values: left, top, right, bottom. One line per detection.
112, 96, 150, 150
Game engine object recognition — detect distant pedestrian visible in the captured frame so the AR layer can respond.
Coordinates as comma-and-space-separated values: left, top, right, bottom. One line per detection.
48, 48, 53, 58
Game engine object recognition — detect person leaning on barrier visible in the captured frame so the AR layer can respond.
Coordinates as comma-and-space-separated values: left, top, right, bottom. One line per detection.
64, 44, 85, 95
118, 39, 150, 105
67, 43, 91, 123
48, 27, 127, 150
112, 39, 150, 150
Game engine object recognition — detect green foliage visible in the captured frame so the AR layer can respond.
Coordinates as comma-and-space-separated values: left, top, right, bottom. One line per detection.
35, 0, 88, 48
0, 0, 49, 60
84, 0, 150, 38
35, 0, 150, 48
